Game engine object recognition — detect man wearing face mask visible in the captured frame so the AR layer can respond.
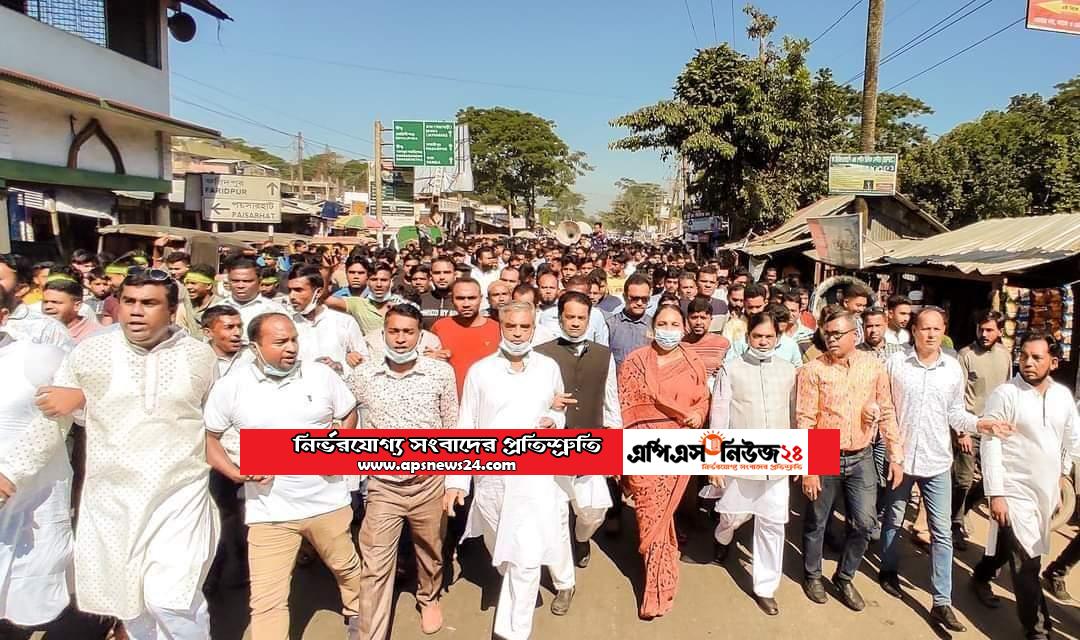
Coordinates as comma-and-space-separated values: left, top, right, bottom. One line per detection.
444, 301, 573, 637
701, 311, 796, 616
537, 276, 609, 346
725, 303, 802, 368
536, 291, 619, 570
347, 303, 458, 638
287, 264, 367, 375
204, 313, 362, 639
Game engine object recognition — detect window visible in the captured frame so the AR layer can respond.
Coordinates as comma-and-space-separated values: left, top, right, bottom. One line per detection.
5, 0, 160, 68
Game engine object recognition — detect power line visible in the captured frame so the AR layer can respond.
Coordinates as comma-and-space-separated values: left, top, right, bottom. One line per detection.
195, 45, 626, 101
683, 0, 701, 46
710, 0, 719, 42
810, 0, 864, 45
172, 71, 373, 144
171, 96, 369, 159
884, 16, 1025, 92
885, 0, 926, 27
730, 0, 737, 48
844, 0, 992, 84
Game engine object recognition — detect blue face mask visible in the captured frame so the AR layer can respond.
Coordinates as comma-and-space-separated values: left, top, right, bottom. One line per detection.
253, 345, 298, 378
654, 329, 682, 351
384, 345, 418, 365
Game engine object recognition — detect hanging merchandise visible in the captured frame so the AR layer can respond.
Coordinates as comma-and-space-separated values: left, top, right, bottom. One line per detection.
999, 285, 1074, 361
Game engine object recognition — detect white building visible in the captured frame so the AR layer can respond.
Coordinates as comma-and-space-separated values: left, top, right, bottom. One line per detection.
0, 0, 229, 258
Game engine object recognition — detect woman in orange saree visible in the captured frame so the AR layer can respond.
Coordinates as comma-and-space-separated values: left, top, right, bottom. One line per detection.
618, 305, 710, 619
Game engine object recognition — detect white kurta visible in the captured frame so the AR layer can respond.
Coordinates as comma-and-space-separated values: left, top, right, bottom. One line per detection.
981, 375, 1080, 557
0, 336, 71, 626
4, 304, 73, 352
0, 328, 219, 620
448, 351, 568, 570
292, 306, 368, 374
220, 295, 288, 342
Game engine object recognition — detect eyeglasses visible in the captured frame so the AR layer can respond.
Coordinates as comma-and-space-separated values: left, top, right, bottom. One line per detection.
823, 328, 855, 341
127, 267, 171, 282
626, 295, 650, 303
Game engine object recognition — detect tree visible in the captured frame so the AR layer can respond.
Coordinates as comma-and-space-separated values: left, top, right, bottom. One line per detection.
599, 179, 664, 232
539, 188, 587, 227
458, 107, 591, 227
901, 75, 1080, 226
610, 6, 932, 236
221, 138, 290, 172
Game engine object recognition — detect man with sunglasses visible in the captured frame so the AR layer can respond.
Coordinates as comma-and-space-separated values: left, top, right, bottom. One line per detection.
796, 305, 903, 612
605, 273, 653, 369
0, 268, 219, 638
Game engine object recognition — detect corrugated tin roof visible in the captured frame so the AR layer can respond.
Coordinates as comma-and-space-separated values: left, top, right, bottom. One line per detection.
883, 213, 1080, 275
180, 0, 232, 21
804, 238, 915, 263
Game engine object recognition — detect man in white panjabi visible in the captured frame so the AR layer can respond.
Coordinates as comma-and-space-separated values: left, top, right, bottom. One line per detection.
0, 269, 219, 639
0, 286, 72, 631
701, 311, 795, 617
286, 264, 367, 375
971, 331, 1080, 640
443, 300, 573, 640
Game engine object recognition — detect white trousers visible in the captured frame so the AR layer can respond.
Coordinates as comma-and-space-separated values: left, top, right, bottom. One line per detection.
122, 592, 210, 640
491, 529, 574, 640
714, 512, 785, 598
570, 503, 606, 543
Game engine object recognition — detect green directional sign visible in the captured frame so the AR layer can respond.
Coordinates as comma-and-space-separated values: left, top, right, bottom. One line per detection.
393, 120, 454, 167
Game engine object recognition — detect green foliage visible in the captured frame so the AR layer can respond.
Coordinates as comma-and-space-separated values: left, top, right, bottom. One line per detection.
610, 6, 931, 236
539, 188, 587, 227
598, 179, 664, 232
221, 138, 290, 172
900, 75, 1080, 227
457, 107, 591, 226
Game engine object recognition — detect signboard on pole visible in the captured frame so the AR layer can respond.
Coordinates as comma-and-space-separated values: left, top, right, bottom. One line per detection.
393, 121, 455, 167
807, 213, 864, 269
1026, 0, 1080, 35
185, 174, 281, 223
828, 153, 898, 196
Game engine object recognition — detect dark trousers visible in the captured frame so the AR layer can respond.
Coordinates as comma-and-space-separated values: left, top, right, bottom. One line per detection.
1046, 532, 1080, 578
974, 526, 1051, 639
803, 447, 877, 583
951, 435, 984, 531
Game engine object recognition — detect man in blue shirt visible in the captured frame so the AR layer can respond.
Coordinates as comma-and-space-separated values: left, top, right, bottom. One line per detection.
605, 273, 653, 369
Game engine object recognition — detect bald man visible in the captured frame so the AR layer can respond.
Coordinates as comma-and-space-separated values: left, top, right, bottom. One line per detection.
487, 280, 512, 320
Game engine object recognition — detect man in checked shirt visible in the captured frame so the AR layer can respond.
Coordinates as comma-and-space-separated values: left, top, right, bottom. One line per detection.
346, 302, 459, 639
796, 305, 904, 613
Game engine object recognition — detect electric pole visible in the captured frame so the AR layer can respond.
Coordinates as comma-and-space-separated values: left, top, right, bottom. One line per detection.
296, 131, 304, 199
374, 121, 384, 246
856, 0, 885, 216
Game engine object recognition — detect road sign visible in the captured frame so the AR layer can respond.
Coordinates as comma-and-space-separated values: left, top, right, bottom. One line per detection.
1027, 0, 1080, 36
393, 121, 455, 167
827, 153, 898, 196
185, 174, 281, 223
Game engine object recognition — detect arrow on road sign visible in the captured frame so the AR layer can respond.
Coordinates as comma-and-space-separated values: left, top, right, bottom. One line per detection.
1039, 0, 1080, 13
210, 202, 230, 215
267, 183, 279, 196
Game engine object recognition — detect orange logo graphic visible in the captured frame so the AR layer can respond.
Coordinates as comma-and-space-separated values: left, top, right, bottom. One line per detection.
700, 431, 725, 456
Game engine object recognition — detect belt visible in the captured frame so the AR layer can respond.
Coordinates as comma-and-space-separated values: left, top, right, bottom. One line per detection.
839, 446, 869, 457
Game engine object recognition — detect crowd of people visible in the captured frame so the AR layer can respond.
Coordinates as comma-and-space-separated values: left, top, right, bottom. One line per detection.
0, 224, 1077, 640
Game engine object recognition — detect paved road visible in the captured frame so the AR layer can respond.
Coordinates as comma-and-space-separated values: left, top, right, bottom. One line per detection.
199, 500, 1080, 640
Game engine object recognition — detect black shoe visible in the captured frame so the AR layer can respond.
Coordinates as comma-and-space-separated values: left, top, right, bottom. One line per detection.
803, 577, 828, 604
604, 514, 622, 537
971, 579, 1000, 608
550, 588, 574, 616
1043, 573, 1072, 601
754, 595, 779, 616
930, 605, 966, 632
712, 541, 730, 565
833, 578, 865, 612
879, 570, 903, 599
574, 539, 591, 569
953, 530, 969, 551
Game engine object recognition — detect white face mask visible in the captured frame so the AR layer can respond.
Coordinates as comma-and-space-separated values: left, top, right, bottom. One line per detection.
747, 345, 776, 361
500, 337, 532, 357
559, 326, 588, 343
369, 289, 391, 303
295, 288, 322, 316
654, 329, 682, 351
384, 345, 419, 365
253, 344, 298, 378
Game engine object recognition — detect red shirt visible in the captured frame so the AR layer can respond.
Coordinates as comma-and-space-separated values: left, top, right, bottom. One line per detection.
432, 317, 500, 394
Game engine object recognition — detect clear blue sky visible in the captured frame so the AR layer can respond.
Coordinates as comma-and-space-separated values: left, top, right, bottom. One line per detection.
170, 0, 1080, 214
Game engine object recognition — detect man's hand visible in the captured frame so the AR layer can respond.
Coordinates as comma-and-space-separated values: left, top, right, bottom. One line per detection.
316, 357, 344, 375
0, 473, 15, 500
977, 419, 1014, 438
537, 417, 555, 428
443, 488, 465, 516
346, 352, 364, 368
862, 402, 881, 426
682, 412, 703, 428
957, 433, 974, 455
990, 496, 1009, 527
424, 348, 451, 361
708, 475, 725, 489
244, 474, 274, 485
802, 475, 821, 501
35, 387, 86, 418
552, 393, 577, 411
888, 462, 904, 490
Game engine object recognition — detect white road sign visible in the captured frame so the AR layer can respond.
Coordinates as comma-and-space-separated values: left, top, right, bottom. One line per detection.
185, 174, 281, 223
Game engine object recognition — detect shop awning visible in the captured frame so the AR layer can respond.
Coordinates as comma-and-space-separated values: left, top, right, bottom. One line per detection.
882, 213, 1080, 276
